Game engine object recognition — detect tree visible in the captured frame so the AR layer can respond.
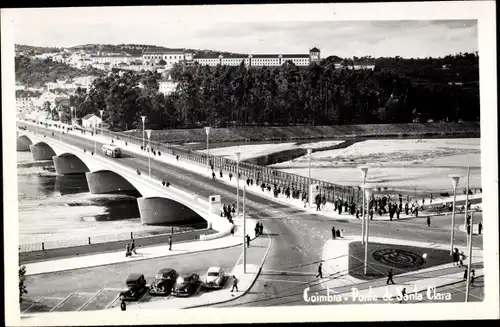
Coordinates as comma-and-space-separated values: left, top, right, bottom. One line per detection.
158, 59, 167, 66
19, 265, 28, 303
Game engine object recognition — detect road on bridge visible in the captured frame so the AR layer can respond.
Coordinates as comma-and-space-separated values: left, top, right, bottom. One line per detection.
20, 124, 483, 308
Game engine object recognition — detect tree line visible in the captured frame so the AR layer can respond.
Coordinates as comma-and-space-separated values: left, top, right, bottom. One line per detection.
65, 53, 478, 131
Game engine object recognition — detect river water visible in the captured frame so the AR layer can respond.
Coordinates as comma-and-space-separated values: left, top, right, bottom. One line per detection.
17, 151, 195, 247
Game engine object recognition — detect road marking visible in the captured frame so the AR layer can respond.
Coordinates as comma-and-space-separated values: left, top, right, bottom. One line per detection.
77, 288, 104, 312
260, 270, 315, 276
22, 297, 44, 314
103, 287, 125, 292
50, 293, 75, 312
259, 278, 309, 284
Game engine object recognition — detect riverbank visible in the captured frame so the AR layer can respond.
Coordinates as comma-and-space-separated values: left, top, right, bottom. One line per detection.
124, 122, 480, 144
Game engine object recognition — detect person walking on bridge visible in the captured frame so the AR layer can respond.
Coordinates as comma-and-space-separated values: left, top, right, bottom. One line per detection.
316, 263, 323, 279
212, 171, 216, 180
130, 240, 137, 254
168, 236, 172, 251
246, 234, 251, 248
331, 226, 336, 240
386, 269, 395, 284
231, 276, 239, 292
427, 216, 431, 227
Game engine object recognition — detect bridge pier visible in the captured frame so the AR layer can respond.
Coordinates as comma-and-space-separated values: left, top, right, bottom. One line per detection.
29, 143, 57, 160
53, 155, 90, 175
85, 171, 137, 194
137, 197, 202, 225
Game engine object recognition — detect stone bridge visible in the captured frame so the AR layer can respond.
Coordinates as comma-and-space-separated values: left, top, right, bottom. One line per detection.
17, 130, 229, 232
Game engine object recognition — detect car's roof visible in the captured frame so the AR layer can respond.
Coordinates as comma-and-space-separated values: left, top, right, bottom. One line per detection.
207, 266, 222, 272
158, 268, 175, 275
126, 273, 144, 282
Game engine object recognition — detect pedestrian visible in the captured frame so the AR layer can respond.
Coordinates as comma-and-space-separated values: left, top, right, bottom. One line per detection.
386, 269, 395, 284
212, 171, 216, 180
220, 170, 223, 178
259, 222, 263, 235
316, 263, 323, 279
303, 197, 307, 208
396, 207, 400, 219
230, 225, 235, 236
452, 248, 459, 266
255, 223, 259, 237
471, 269, 475, 284
399, 288, 407, 304
356, 209, 360, 219
130, 240, 137, 254
459, 251, 465, 267
169, 236, 172, 251
336, 229, 341, 239
176, 155, 179, 161
246, 234, 250, 248
339, 229, 344, 238
478, 221, 483, 235
231, 275, 238, 292
427, 216, 431, 227
467, 224, 471, 235
463, 267, 468, 280
125, 243, 131, 257
120, 300, 127, 311
229, 173, 233, 181
331, 226, 336, 240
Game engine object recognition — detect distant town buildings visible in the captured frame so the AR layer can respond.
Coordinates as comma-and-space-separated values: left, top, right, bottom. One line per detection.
142, 49, 186, 68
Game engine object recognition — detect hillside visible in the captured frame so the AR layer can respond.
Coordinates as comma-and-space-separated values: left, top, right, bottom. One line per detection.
15, 44, 62, 55
15, 56, 106, 87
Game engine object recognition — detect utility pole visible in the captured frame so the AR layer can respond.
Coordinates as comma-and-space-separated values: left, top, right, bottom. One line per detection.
465, 211, 474, 302
464, 166, 470, 235
243, 184, 247, 273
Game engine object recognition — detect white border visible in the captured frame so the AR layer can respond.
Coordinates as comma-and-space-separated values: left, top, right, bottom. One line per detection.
2, 1, 498, 325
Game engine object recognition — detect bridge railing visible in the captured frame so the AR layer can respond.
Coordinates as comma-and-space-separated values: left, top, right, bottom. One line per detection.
19, 222, 208, 253
98, 129, 363, 205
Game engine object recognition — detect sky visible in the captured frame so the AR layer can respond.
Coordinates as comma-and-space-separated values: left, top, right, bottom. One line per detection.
8, 6, 478, 58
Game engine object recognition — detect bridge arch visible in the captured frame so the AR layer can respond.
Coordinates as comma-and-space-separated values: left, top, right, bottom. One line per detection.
28, 141, 57, 161
53, 153, 91, 175
85, 169, 207, 225
17, 135, 33, 151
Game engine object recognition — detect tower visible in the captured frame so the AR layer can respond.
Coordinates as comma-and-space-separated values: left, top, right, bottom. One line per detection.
309, 47, 320, 64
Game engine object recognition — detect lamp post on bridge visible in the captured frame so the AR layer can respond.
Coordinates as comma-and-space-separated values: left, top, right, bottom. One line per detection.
235, 152, 241, 218
243, 183, 247, 273
146, 129, 152, 178
360, 184, 373, 275
449, 174, 460, 255
99, 110, 104, 139
307, 147, 313, 203
71, 107, 75, 125
359, 166, 369, 245
58, 110, 62, 141
205, 127, 211, 172
141, 116, 146, 150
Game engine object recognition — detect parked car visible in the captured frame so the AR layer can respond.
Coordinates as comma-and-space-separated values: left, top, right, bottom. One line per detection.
119, 273, 148, 301
171, 273, 200, 297
203, 267, 226, 289
149, 268, 178, 296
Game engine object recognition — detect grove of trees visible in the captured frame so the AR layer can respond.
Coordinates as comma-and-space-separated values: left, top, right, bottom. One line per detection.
63, 53, 479, 131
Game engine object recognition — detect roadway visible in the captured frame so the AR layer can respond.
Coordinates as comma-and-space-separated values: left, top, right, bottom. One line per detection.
20, 124, 483, 307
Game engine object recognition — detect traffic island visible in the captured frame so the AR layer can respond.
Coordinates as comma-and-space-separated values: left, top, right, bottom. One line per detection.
347, 241, 451, 281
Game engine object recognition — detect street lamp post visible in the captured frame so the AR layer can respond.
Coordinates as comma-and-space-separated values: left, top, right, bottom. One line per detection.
235, 152, 241, 218
58, 110, 62, 141
99, 110, 104, 138
449, 175, 460, 255
243, 184, 247, 273
464, 166, 470, 230
205, 127, 211, 172
307, 147, 313, 203
361, 184, 373, 275
140, 116, 146, 150
359, 166, 369, 245
465, 211, 474, 302
146, 130, 152, 178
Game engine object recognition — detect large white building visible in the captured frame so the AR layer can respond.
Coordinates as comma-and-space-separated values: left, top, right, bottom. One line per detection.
158, 78, 178, 95
142, 49, 186, 68
189, 47, 321, 67
16, 96, 38, 112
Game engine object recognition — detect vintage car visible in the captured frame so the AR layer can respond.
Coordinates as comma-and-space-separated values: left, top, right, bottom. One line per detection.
119, 273, 148, 301
149, 268, 178, 296
171, 273, 200, 297
203, 267, 226, 289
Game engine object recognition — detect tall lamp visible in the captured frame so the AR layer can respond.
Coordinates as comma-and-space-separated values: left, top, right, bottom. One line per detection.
359, 166, 369, 245
449, 175, 460, 255
146, 129, 152, 178
205, 127, 211, 172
